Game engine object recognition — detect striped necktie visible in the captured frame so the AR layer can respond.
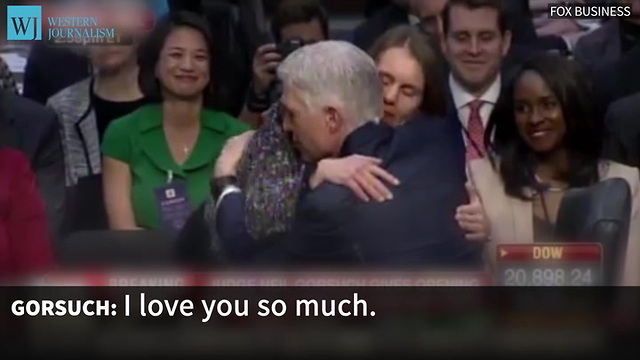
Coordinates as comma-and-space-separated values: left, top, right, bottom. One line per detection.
466, 99, 486, 161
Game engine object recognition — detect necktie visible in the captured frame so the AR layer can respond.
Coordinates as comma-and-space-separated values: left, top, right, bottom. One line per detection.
466, 99, 486, 161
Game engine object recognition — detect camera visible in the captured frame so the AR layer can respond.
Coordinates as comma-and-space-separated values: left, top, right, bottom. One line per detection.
276, 38, 306, 59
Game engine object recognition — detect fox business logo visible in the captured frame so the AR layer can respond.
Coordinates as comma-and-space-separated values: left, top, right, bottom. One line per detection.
548, 3, 632, 18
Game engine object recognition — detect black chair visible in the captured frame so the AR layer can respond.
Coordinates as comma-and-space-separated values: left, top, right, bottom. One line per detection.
556, 178, 632, 285
58, 230, 177, 268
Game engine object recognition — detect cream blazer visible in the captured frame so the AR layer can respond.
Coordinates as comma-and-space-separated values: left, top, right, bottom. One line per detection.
469, 158, 640, 286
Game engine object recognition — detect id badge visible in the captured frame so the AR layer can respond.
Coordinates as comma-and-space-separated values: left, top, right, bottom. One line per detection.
154, 180, 192, 232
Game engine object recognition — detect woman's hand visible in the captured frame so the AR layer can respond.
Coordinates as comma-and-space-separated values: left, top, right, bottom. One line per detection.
214, 130, 255, 178
311, 155, 400, 202
456, 183, 490, 241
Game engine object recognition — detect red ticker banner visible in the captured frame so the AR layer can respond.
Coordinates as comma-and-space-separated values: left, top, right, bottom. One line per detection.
20, 271, 492, 287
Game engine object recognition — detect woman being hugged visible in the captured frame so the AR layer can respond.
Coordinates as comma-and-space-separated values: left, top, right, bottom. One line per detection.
102, 12, 250, 231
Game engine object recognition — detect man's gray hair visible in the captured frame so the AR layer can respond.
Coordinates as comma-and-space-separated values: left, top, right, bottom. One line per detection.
277, 40, 383, 127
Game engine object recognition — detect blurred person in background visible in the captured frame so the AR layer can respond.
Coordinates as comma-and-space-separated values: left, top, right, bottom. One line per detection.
578, 0, 640, 117
530, 0, 601, 53
603, 88, 640, 167
0, 3, 20, 93
240, 0, 329, 127
0, 148, 55, 278
20, 0, 91, 104
48, 28, 148, 188
351, 0, 449, 52
464, 55, 640, 285
205, 41, 480, 267
0, 58, 18, 93
574, 0, 640, 70
0, 91, 65, 250
365, 0, 390, 18
47, 1, 153, 232
369, 25, 447, 126
102, 12, 249, 231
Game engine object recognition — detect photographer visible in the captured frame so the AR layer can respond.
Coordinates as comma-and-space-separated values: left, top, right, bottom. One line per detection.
239, 0, 329, 127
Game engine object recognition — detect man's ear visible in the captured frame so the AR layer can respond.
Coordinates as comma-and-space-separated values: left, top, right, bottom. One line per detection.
325, 106, 343, 134
501, 30, 512, 57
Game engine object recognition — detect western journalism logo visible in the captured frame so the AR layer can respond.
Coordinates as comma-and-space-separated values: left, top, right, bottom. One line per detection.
7, 5, 42, 40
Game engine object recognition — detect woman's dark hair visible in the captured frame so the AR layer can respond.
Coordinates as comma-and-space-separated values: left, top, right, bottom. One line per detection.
137, 11, 229, 111
485, 54, 603, 200
368, 25, 447, 118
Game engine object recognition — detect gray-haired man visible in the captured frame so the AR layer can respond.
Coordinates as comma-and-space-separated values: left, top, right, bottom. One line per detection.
215, 41, 482, 268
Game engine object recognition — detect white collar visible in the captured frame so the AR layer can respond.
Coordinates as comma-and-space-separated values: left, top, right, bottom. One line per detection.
449, 74, 501, 110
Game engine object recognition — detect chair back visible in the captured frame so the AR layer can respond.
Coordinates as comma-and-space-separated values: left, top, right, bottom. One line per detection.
556, 178, 632, 285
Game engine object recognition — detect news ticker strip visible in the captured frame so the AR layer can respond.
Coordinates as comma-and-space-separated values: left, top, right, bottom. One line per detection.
12, 271, 492, 287
496, 244, 603, 286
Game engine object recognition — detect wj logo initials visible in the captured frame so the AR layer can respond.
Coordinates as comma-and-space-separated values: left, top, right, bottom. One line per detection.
7, 6, 42, 40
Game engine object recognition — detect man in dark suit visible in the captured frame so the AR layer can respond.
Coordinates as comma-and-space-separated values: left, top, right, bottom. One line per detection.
603, 92, 640, 168
590, 43, 640, 120
440, 0, 515, 169
0, 90, 65, 247
213, 41, 482, 267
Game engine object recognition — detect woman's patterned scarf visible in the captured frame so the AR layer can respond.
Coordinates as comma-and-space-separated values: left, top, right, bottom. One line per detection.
235, 105, 305, 240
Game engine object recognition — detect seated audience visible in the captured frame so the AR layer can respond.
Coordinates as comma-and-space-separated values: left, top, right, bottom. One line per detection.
102, 12, 250, 231
0, 90, 65, 248
240, 0, 330, 127
211, 41, 480, 267
464, 55, 640, 285
0, 148, 54, 278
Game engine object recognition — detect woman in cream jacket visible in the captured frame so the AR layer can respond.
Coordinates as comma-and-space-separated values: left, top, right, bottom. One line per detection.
457, 55, 640, 286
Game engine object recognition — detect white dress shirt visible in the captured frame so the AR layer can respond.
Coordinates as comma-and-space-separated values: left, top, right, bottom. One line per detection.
449, 74, 501, 149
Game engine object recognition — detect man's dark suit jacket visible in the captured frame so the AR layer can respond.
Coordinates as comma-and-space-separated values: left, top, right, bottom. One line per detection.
214, 115, 483, 268
0, 91, 65, 247
574, 20, 621, 73
603, 93, 640, 168
590, 43, 640, 121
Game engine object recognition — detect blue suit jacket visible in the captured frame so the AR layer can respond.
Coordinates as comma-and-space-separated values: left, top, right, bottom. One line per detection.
216, 115, 483, 268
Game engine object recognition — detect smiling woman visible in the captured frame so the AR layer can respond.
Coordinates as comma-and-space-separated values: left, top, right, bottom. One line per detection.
101, 11, 250, 232
466, 55, 640, 285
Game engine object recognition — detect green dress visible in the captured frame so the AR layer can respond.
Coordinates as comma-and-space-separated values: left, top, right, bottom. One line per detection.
102, 104, 250, 229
